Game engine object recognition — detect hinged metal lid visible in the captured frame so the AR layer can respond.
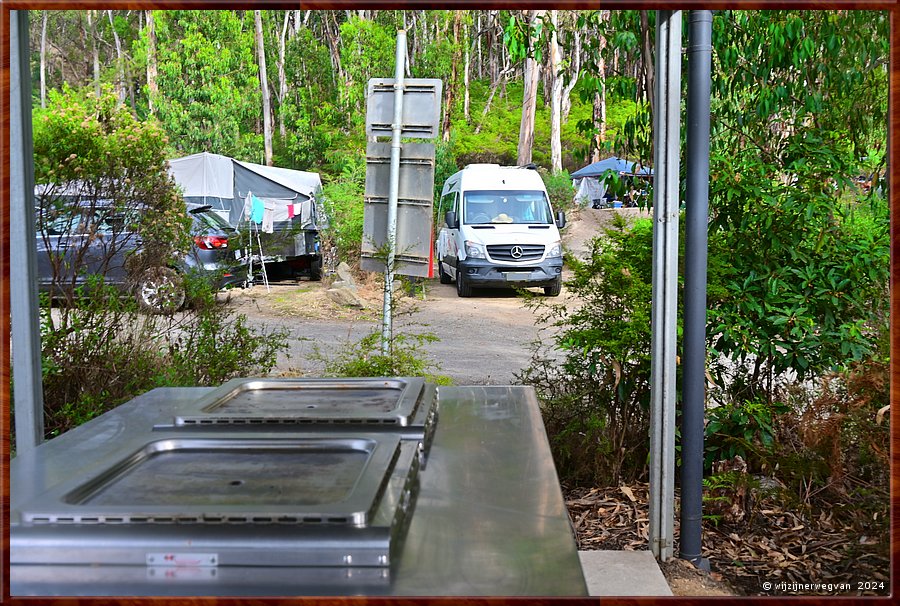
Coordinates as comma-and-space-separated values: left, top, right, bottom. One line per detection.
172, 377, 431, 428
20, 435, 402, 527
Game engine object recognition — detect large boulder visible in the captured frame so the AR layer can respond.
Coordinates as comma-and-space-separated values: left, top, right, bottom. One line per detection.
326, 285, 366, 309
336, 262, 356, 286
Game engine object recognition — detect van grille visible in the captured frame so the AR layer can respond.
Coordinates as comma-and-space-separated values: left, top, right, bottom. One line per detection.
487, 244, 545, 262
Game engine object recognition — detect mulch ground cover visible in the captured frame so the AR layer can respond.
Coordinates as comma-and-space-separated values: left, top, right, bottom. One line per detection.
564, 482, 890, 596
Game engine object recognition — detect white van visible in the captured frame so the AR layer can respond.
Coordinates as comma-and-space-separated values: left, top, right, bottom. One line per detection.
435, 164, 566, 297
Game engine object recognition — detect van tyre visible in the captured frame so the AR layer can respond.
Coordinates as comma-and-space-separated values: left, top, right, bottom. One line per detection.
456, 269, 473, 297
438, 258, 451, 284
135, 266, 185, 314
544, 277, 562, 297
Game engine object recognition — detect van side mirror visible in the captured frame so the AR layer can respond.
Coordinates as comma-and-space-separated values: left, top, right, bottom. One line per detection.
556, 210, 566, 228
445, 210, 459, 229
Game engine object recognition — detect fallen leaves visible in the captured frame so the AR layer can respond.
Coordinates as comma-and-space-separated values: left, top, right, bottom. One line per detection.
565, 482, 890, 596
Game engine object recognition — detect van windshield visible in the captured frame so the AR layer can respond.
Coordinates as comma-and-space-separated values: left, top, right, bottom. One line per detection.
463, 190, 553, 225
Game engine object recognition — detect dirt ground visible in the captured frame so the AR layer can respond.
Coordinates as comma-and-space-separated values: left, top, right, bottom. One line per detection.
228, 206, 651, 384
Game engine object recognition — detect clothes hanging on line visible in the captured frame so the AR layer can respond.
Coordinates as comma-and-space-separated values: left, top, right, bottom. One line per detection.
262, 201, 276, 233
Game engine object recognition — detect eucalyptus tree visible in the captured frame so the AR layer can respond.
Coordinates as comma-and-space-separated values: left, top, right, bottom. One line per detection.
149, 10, 262, 160
704, 10, 889, 399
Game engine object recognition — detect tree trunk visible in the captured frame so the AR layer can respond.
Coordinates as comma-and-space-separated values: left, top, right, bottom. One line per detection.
463, 35, 471, 122
549, 11, 563, 173
474, 67, 510, 135
591, 11, 609, 162
87, 11, 100, 97
40, 11, 48, 108
324, 11, 344, 87
277, 11, 290, 139
254, 10, 273, 166
146, 10, 157, 115
640, 10, 654, 121
107, 10, 127, 104
442, 11, 462, 142
561, 27, 581, 123
517, 10, 545, 167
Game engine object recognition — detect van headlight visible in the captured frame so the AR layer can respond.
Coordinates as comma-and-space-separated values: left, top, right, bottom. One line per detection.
465, 240, 486, 259
547, 241, 563, 258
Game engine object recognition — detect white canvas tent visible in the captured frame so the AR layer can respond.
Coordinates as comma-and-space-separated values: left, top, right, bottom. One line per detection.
167, 152, 323, 229
571, 156, 653, 208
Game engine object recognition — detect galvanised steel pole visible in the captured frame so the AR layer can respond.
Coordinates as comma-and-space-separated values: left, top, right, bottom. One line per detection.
382, 30, 407, 356
648, 9, 682, 562
10, 10, 46, 453
681, 10, 713, 569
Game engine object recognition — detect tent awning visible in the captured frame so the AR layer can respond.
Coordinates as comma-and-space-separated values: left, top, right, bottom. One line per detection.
571, 156, 653, 179
167, 152, 322, 200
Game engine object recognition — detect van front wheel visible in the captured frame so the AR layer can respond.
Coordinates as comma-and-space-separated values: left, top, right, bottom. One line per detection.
544, 277, 562, 297
456, 269, 473, 297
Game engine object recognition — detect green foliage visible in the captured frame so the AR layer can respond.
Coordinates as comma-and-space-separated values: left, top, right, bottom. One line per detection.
274, 27, 340, 171
149, 10, 262, 160
539, 168, 575, 214
518, 215, 656, 486
319, 155, 366, 264
313, 331, 452, 385
40, 275, 288, 438
32, 85, 191, 302
707, 145, 890, 398
339, 16, 396, 120
704, 399, 790, 469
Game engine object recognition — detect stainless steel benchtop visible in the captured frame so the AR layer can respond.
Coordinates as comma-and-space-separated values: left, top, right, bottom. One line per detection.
10, 384, 588, 597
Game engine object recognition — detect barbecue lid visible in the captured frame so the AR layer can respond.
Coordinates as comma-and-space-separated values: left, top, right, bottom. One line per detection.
170, 377, 430, 428
19, 435, 402, 526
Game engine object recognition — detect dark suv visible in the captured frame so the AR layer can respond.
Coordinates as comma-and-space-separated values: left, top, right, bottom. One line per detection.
36, 201, 248, 313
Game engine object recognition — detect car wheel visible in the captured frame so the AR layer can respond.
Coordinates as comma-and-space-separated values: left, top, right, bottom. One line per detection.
544, 277, 562, 297
456, 268, 473, 298
135, 266, 186, 314
438, 257, 451, 284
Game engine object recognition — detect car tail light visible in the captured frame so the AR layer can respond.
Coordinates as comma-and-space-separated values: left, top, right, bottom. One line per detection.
194, 235, 228, 250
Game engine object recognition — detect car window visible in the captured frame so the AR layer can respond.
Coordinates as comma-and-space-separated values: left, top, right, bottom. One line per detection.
191, 208, 233, 233
37, 206, 89, 236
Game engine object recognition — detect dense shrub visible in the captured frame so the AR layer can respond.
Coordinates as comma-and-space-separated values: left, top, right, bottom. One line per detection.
313, 330, 451, 385
320, 155, 366, 264
40, 276, 288, 438
518, 214, 656, 485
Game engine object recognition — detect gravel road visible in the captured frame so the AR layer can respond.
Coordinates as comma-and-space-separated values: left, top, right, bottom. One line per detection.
231, 280, 558, 385
229, 207, 648, 386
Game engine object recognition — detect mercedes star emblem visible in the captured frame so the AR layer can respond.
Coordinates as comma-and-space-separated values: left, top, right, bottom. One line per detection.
510, 245, 524, 259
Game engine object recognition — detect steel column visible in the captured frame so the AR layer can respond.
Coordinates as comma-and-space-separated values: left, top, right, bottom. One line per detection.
681, 9, 713, 568
381, 30, 407, 355
648, 9, 682, 562
10, 10, 45, 453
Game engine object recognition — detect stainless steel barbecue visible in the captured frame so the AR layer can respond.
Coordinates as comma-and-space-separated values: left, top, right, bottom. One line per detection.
10, 382, 588, 597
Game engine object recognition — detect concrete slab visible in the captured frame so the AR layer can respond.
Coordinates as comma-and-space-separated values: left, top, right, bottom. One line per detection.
578, 550, 673, 596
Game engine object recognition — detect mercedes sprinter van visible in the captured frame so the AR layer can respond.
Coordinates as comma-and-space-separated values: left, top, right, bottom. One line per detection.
435, 164, 566, 297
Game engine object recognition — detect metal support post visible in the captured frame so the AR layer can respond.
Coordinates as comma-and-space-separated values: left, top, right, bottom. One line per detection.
681, 9, 713, 570
649, 9, 682, 562
381, 30, 407, 356
10, 10, 45, 454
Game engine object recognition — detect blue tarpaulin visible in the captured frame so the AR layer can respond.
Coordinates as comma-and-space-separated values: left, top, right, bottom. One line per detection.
570, 157, 653, 179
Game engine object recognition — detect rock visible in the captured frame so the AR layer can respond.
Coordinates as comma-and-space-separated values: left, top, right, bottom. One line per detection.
327, 286, 365, 308
336, 262, 356, 286
331, 279, 358, 292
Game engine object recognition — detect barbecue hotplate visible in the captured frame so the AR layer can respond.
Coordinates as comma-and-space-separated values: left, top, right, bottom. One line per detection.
171, 377, 432, 428
24, 436, 398, 525
14, 431, 420, 567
